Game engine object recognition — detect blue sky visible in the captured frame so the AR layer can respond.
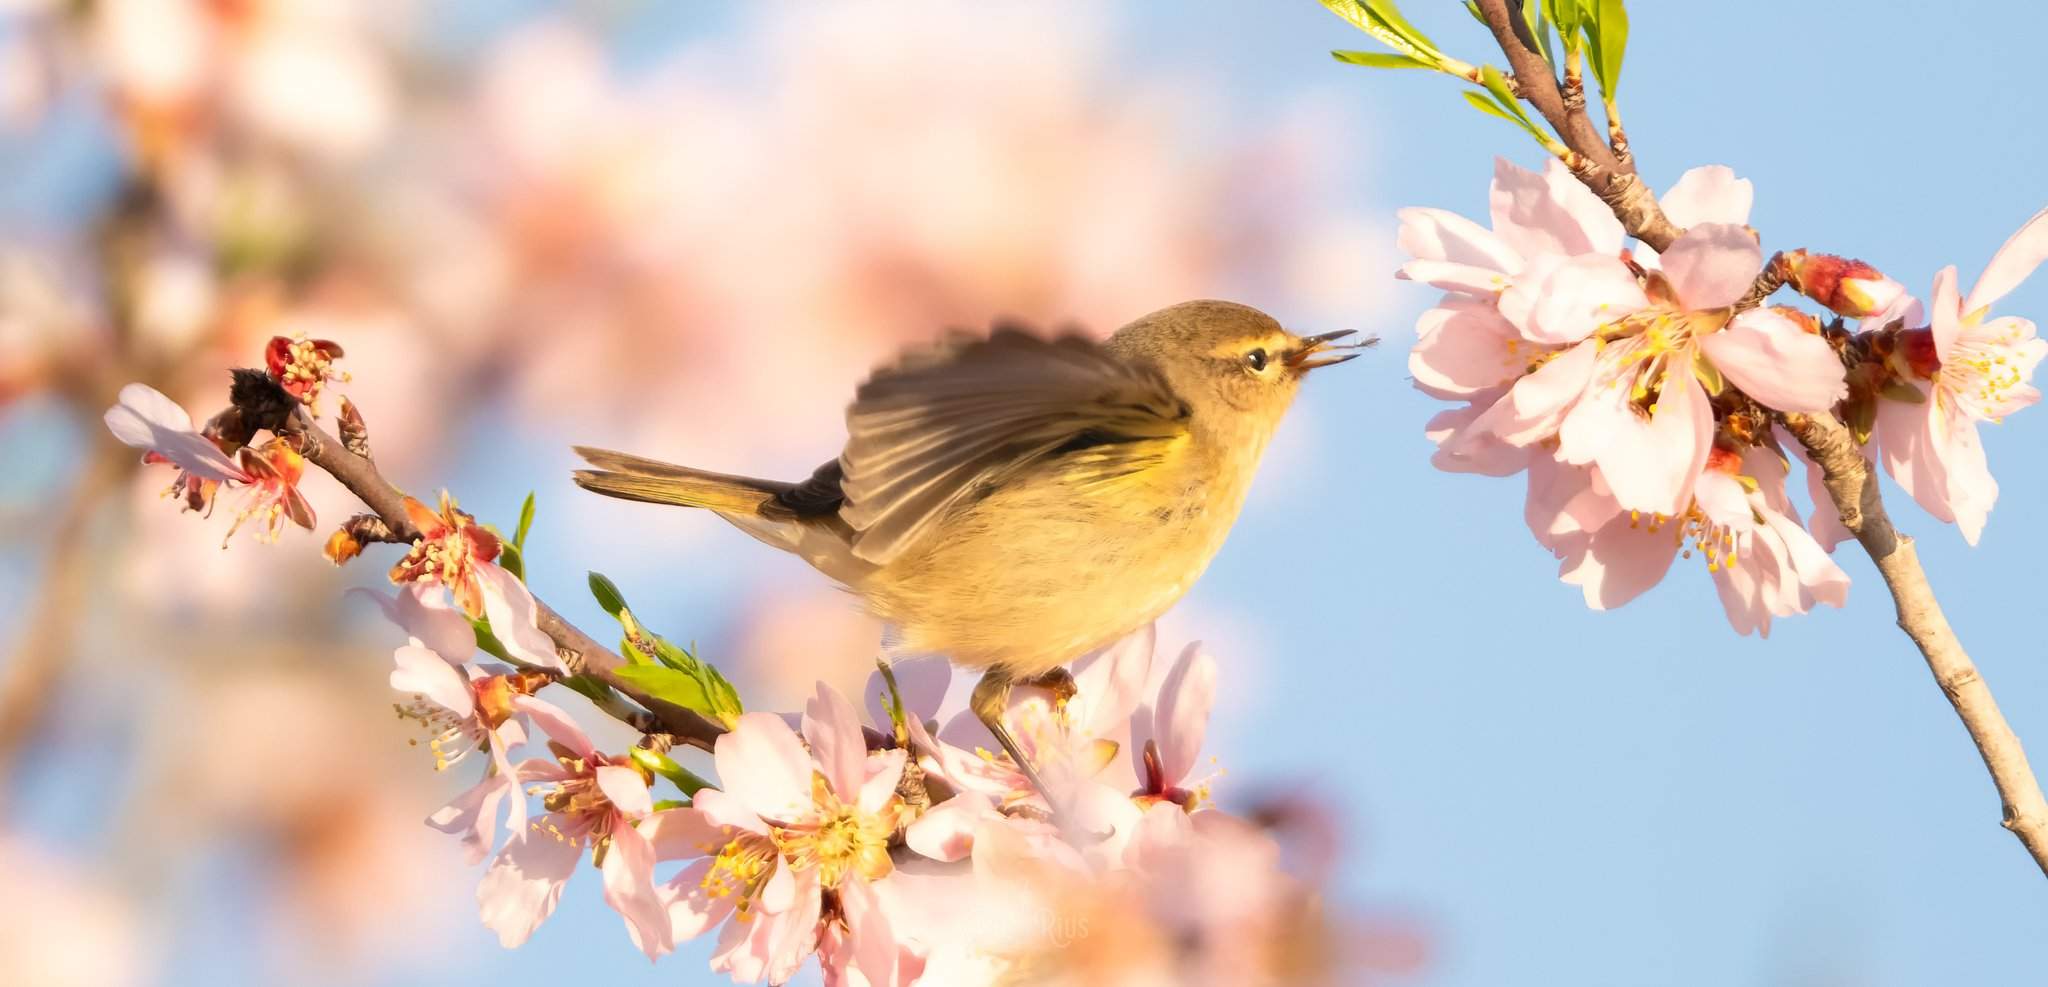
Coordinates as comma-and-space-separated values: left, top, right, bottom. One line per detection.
47, 2, 2048, 984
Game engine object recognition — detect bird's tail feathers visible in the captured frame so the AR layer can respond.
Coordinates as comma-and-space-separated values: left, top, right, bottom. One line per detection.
571, 446, 787, 515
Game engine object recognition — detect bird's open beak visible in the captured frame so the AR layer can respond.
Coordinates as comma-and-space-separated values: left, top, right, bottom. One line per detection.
1285, 329, 1378, 372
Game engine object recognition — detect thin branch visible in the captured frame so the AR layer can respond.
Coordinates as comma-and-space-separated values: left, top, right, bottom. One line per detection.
1780, 411, 2048, 876
277, 411, 726, 751
1472, 0, 1681, 251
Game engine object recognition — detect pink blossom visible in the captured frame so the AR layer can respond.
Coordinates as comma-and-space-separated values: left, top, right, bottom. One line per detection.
388, 492, 564, 671
920, 628, 1155, 858
1557, 445, 1848, 635
1398, 158, 1638, 344
1877, 208, 2048, 544
478, 701, 669, 958
1410, 163, 1843, 516
645, 686, 910, 985
1130, 642, 1218, 809
219, 439, 318, 546
103, 382, 245, 482
1475, 227, 1844, 516
360, 584, 553, 867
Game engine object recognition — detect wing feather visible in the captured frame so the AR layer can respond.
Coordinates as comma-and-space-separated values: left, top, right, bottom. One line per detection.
838, 327, 1188, 564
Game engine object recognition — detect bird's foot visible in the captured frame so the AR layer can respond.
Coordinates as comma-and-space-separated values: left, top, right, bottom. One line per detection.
971, 669, 1056, 807
1015, 666, 1078, 708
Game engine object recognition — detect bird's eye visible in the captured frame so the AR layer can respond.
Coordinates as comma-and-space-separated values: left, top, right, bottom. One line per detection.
1244, 348, 1269, 372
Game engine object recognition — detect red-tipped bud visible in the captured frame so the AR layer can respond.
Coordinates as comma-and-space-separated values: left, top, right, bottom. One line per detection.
1783, 250, 1906, 318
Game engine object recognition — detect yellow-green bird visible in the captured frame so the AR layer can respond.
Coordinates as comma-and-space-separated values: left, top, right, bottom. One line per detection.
573, 299, 1366, 784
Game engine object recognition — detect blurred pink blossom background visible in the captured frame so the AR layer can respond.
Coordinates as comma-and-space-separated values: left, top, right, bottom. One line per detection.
0, 2, 1398, 983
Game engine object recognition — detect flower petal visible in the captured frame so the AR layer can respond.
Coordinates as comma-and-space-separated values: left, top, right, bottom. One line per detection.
103, 383, 246, 483
714, 712, 816, 822
393, 584, 479, 662
1660, 223, 1763, 309
1396, 205, 1522, 272
1560, 512, 1680, 609
1410, 299, 1527, 399
1965, 207, 2048, 315
1068, 623, 1156, 740
603, 821, 672, 959
477, 826, 580, 948
905, 793, 997, 863
427, 771, 512, 866
803, 684, 868, 804
1701, 309, 1848, 413
1152, 643, 1217, 786
597, 765, 653, 819
865, 657, 950, 732
1876, 388, 1955, 525
1399, 259, 1517, 297
857, 748, 907, 817
1468, 337, 1601, 445
1498, 253, 1649, 345
838, 874, 899, 987
514, 693, 596, 759
643, 806, 728, 861
474, 564, 566, 672
390, 644, 474, 717
1428, 399, 1533, 477
1489, 156, 1623, 259
1596, 371, 1711, 517
663, 857, 738, 942
1657, 165, 1754, 228
1930, 265, 1964, 364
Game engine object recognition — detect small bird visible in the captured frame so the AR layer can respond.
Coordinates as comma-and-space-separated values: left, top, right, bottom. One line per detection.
574, 299, 1366, 788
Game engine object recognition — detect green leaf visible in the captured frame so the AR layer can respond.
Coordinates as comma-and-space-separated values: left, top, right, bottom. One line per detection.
1331, 49, 1431, 70
1319, 0, 1443, 63
513, 492, 536, 552
631, 747, 712, 796
1358, 0, 1441, 51
588, 571, 629, 618
614, 664, 712, 715
1477, 66, 1537, 128
469, 618, 514, 663
701, 663, 744, 723
1521, 0, 1556, 65
1544, 0, 1582, 48
653, 799, 692, 812
1460, 89, 1550, 146
556, 673, 614, 706
1583, 0, 1628, 94
1464, 0, 1485, 24
497, 538, 525, 582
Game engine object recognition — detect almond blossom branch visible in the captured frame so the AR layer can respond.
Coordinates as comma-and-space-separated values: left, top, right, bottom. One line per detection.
269, 406, 727, 751
1470, 1, 2048, 874
1781, 411, 2048, 877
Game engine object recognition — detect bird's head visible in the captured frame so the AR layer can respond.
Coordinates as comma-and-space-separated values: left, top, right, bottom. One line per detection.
1109, 299, 1372, 441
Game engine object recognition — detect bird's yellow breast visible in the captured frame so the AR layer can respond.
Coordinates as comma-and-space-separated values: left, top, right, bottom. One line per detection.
854, 431, 1259, 676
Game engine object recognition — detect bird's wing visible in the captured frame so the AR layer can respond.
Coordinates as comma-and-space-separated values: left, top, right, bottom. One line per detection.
838, 326, 1191, 564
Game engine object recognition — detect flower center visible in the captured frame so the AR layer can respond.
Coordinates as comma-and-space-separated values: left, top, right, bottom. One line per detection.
393, 695, 484, 772
1630, 506, 1741, 572
1939, 317, 2031, 420
529, 749, 620, 848
700, 834, 779, 914
770, 776, 896, 890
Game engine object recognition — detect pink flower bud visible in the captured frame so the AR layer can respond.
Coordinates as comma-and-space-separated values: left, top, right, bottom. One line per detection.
1784, 250, 1906, 318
